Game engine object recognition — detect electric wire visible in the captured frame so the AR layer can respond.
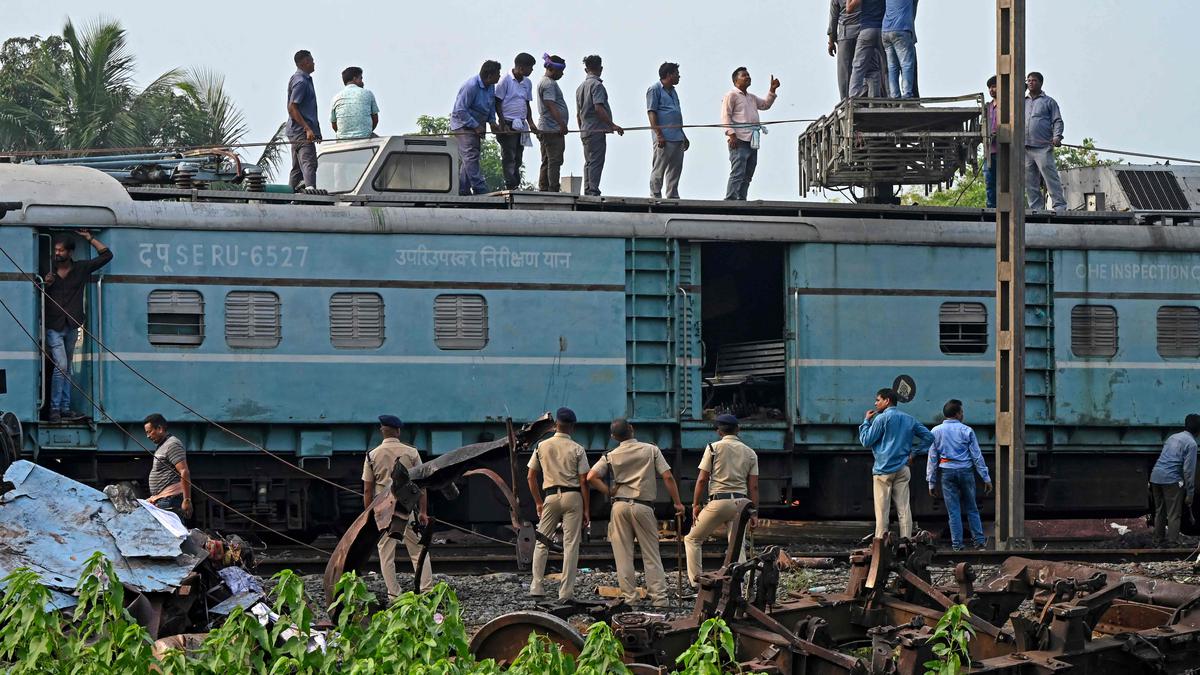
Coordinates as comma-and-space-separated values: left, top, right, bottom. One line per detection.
0, 117, 820, 159
0, 243, 363, 498
1060, 143, 1200, 166
0, 291, 333, 556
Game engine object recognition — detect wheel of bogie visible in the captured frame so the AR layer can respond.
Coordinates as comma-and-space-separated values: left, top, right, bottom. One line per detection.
469, 611, 585, 666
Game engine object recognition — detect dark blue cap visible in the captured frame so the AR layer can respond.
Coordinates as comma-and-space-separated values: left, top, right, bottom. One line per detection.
555, 407, 577, 424
715, 413, 739, 426
378, 414, 403, 429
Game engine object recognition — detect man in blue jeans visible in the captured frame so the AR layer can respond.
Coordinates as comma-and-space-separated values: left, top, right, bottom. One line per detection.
42, 230, 112, 422
882, 0, 918, 98
927, 399, 993, 551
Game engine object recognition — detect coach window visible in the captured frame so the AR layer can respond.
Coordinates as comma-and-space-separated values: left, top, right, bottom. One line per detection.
1070, 304, 1118, 358
938, 302, 987, 354
315, 147, 377, 193
1157, 306, 1200, 358
147, 290, 204, 346
373, 152, 453, 193
330, 293, 385, 349
434, 294, 488, 350
225, 291, 281, 348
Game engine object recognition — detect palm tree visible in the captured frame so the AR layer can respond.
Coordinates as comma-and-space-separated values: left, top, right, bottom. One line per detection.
35, 18, 181, 151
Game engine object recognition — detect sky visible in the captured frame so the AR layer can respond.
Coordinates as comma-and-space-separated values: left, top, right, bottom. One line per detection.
6, 0, 1198, 201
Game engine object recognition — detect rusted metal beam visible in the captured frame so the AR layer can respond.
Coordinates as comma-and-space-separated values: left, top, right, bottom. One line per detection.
994, 0, 1028, 550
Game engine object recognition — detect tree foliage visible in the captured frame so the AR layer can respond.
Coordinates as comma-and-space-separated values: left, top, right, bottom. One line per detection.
0, 18, 283, 178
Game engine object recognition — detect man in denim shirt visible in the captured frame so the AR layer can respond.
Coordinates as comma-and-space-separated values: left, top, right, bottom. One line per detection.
451, 61, 501, 195
1149, 415, 1200, 547
1024, 72, 1067, 212
859, 387, 933, 539
927, 400, 992, 551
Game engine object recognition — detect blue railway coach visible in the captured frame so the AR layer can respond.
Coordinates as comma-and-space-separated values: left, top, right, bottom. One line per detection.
1, 157, 1198, 538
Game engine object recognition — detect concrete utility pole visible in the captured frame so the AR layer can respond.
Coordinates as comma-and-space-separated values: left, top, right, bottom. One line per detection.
994, 0, 1027, 550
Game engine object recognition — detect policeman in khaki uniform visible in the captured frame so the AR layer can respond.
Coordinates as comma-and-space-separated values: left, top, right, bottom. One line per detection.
586, 418, 685, 608
362, 414, 434, 599
527, 407, 591, 600
684, 413, 760, 586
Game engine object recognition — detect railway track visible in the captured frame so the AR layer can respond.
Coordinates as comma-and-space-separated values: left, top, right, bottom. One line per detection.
255, 541, 1199, 575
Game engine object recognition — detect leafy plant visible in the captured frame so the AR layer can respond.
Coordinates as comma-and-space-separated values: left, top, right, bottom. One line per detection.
924, 604, 976, 675
575, 622, 631, 675
673, 617, 739, 675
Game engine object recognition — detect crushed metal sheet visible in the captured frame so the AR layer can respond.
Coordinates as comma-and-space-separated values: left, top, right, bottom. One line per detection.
0, 460, 203, 593
209, 590, 263, 617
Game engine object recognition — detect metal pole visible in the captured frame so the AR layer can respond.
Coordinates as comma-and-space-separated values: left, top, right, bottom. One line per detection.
994, 0, 1027, 550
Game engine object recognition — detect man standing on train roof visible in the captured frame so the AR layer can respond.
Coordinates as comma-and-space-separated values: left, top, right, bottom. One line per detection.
684, 414, 759, 587
827, 0, 862, 100
495, 53, 539, 191
143, 413, 192, 521
1149, 414, 1200, 548
926, 399, 992, 551
985, 75, 999, 209
41, 229, 111, 423
1024, 71, 1067, 213
882, 0, 918, 99
537, 54, 570, 192
587, 418, 684, 608
576, 54, 624, 197
859, 387, 934, 540
646, 62, 688, 199
527, 407, 590, 601
847, 0, 886, 98
452, 60, 502, 196
286, 49, 321, 192
362, 415, 434, 598
329, 66, 379, 140
721, 67, 780, 200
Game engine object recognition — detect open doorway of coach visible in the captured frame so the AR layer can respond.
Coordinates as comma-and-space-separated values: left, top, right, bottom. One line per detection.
698, 242, 787, 422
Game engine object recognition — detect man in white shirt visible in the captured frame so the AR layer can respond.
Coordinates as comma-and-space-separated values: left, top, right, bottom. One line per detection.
495, 53, 539, 190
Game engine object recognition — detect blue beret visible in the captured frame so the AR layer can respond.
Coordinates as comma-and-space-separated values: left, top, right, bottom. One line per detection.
555, 407, 577, 424
378, 414, 403, 429
715, 413, 739, 426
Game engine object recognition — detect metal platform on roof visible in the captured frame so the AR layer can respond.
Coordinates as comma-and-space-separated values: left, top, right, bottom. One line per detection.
798, 94, 986, 193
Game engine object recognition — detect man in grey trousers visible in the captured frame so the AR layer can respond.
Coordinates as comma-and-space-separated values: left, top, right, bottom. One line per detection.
1024, 71, 1067, 212
646, 62, 688, 198
827, 0, 861, 100
848, 0, 887, 98
1149, 414, 1199, 547
576, 54, 624, 196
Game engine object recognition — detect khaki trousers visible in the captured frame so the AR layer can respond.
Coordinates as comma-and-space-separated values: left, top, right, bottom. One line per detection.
873, 465, 913, 539
684, 499, 744, 586
530, 491, 584, 601
608, 501, 668, 607
378, 515, 434, 599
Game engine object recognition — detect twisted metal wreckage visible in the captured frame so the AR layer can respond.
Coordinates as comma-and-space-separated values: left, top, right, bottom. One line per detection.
328, 414, 1200, 674
0, 460, 257, 638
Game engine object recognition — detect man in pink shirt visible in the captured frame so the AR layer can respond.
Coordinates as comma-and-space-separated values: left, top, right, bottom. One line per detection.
721, 67, 781, 200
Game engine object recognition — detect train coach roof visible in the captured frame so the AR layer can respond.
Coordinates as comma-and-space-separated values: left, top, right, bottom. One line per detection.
2, 164, 1199, 251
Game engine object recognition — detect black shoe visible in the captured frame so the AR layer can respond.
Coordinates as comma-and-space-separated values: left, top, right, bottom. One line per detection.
61, 411, 86, 422
47, 410, 62, 423
973, 542, 989, 551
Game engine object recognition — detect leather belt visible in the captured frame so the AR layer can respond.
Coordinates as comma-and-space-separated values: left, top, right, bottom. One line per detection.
709, 492, 747, 501
545, 486, 581, 496
612, 497, 654, 508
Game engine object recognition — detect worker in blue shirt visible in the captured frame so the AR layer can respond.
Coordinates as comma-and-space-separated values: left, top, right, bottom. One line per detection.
926, 399, 992, 551
1149, 414, 1200, 547
859, 387, 933, 540
451, 60, 502, 195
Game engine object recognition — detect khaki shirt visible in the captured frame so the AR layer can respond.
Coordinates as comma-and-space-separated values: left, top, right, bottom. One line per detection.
362, 438, 422, 492
590, 439, 671, 501
698, 435, 759, 495
528, 432, 589, 489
